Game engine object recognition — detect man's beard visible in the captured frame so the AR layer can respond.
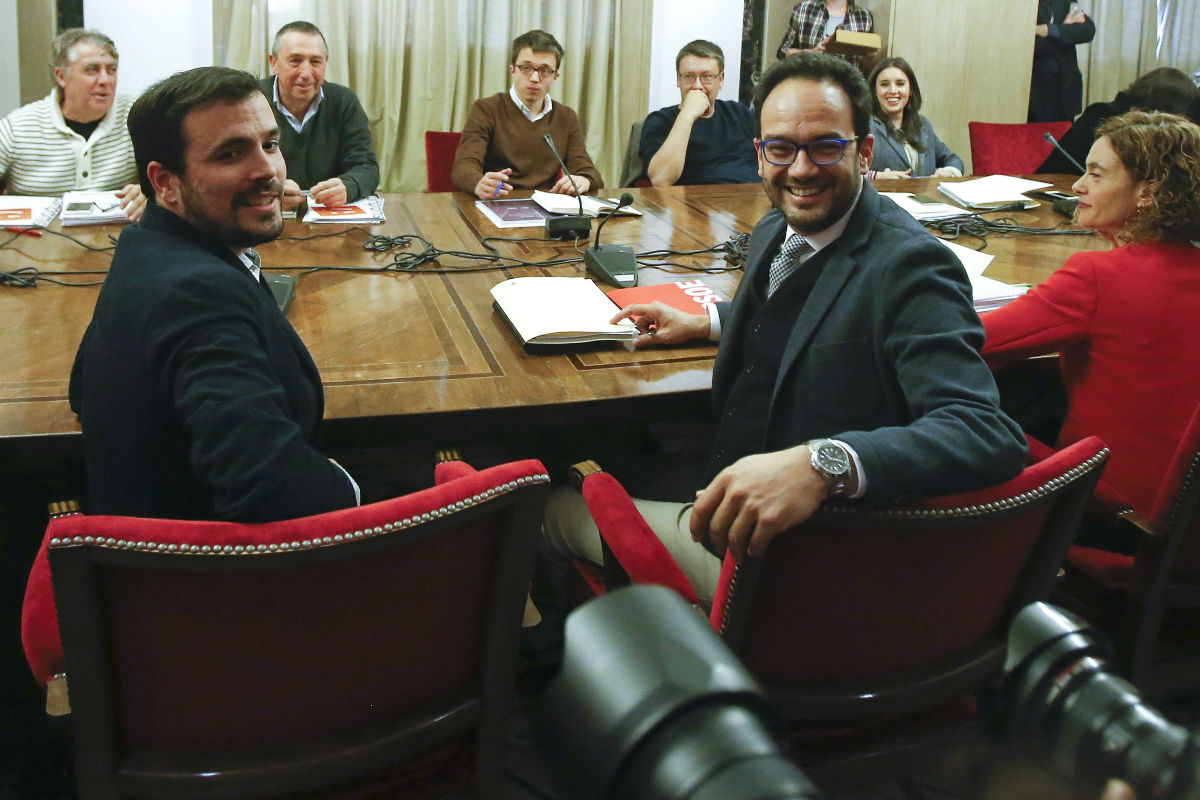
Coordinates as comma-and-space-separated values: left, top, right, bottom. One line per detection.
180, 179, 285, 249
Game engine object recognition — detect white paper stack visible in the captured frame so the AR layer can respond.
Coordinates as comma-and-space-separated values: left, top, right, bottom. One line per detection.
879, 192, 968, 221
60, 190, 128, 226
0, 196, 63, 228
937, 175, 1053, 210
302, 195, 386, 224
937, 238, 1028, 312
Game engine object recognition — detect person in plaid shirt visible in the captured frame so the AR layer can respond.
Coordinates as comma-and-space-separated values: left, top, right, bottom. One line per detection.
776, 0, 876, 72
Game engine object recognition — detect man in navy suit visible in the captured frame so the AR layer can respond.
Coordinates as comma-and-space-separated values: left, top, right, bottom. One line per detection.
544, 53, 1026, 603
70, 67, 359, 522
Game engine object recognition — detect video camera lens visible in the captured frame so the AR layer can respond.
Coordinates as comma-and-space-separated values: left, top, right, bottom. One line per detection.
536, 585, 820, 800
1003, 602, 1200, 800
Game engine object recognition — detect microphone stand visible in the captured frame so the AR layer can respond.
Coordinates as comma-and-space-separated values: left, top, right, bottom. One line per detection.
583, 192, 638, 286
1042, 131, 1086, 174
542, 133, 592, 240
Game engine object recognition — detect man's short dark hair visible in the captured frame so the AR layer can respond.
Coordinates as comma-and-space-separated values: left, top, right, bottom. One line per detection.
271, 20, 328, 57
753, 51, 872, 141
128, 67, 264, 199
511, 30, 564, 69
675, 39, 724, 73
50, 28, 117, 86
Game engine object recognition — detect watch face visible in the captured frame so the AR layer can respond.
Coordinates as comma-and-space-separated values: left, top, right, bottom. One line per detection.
816, 442, 850, 475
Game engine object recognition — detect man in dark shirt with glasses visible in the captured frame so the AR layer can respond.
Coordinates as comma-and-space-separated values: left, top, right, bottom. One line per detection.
640, 40, 759, 186
451, 29, 604, 200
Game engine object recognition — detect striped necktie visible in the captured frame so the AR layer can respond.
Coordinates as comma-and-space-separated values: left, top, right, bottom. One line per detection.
767, 235, 813, 297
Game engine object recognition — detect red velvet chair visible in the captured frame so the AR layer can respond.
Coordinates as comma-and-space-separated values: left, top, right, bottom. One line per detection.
1060, 402, 1200, 697
424, 130, 463, 193
22, 459, 549, 800
967, 121, 1072, 176
568, 437, 1109, 788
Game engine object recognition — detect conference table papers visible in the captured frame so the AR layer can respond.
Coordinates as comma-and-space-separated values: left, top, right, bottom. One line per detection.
879, 192, 968, 221
936, 175, 1053, 210
937, 238, 1028, 312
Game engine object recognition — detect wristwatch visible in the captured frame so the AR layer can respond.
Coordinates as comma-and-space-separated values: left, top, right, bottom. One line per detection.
807, 439, 853, 498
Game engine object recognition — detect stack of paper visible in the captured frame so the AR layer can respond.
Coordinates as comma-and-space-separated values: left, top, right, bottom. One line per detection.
302, 195, 386, 224
530, 191, 643, 218
0, 196, 62, 228
880, 192, 968, 221
60, 190, 128, 226
938, 238, 1028, 312
937, 175, 1053, 210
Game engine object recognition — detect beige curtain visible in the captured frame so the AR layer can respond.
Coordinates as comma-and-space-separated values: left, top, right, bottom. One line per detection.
1154, 0, 1200, 77
213, 0, 270, 74
215, 0, 651, 193
1078, 0, 1158, 107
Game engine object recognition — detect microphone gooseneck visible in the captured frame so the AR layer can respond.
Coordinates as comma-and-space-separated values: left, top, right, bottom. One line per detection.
542, 133, 584, 216
593, 192, 633, 247
1042, 131, 1086, 174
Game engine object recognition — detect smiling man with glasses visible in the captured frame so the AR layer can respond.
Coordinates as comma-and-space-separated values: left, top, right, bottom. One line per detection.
452, 29, 603, 200
545, 52, 1025, 604
640, 40, 759, 187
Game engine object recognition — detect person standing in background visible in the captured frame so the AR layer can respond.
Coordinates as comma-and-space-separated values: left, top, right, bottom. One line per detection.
1028, 0, 1096, 122
776, 0, 876, 72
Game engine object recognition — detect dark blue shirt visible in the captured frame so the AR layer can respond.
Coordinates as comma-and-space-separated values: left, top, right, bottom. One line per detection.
640, 99, 759, 185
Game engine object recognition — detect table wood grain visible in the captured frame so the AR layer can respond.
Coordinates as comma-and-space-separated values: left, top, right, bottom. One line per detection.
0, 179, 1107, 454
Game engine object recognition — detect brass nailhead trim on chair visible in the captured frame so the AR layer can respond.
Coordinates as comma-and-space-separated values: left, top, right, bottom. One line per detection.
46, 473, 551, 555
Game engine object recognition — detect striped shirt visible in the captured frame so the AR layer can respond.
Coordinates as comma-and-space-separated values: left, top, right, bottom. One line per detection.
776, 1, 875, 70
0, 92, 137, 196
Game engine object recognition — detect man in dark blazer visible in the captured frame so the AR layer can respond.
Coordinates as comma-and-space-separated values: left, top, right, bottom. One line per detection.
544, 53, 1026, 604
1028, 0, 1096, 122
69, 66, 359, 522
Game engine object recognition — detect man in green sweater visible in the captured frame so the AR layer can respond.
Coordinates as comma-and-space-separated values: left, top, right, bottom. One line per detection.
451, 29, 603, 200
260, 21, 379, 210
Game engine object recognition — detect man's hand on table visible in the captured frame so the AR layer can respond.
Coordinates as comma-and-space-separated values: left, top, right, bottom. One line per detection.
117, 184, 146, 221
610, 301, 710, 349
690, 444, 829, 563
310, 177, 349, 208
474, 169, 512, 200
550, 173, 590, 196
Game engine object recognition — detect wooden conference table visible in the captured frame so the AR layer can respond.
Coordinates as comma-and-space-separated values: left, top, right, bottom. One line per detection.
0, 177, 1107, 476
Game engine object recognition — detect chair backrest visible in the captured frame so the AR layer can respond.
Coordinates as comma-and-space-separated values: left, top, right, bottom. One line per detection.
711, 436, 1108, 721
967, 121, 1072, 176
1144, 403, 1200, 578
22, 459, 549, 800
425, 130, 463, 193
619, 120, 649, 188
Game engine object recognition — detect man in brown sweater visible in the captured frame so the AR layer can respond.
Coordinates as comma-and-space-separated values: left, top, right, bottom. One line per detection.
451, 29, 603, 200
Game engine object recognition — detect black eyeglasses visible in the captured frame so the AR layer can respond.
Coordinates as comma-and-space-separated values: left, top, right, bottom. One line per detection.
756, 137, 859, 166
514, 64, 558, 79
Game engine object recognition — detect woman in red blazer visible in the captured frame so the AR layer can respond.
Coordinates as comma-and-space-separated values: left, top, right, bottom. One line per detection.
982, 111, 1200, 528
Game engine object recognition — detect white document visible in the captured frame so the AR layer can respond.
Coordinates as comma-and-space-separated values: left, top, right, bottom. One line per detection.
0, 196, 63, 228
937, 175, 1053, 210
60, 191, 128, 226
879, 192, 967, 221
530, 191, 643, 218
937, 238, 1027, 311
302, 195, 386, 223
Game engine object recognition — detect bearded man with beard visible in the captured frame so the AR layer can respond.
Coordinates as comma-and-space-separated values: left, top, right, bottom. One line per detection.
544, 53, 1026, 605
69, 67, 359, 522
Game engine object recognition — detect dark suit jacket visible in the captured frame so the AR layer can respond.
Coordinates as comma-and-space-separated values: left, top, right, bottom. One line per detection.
69, 203, 357, 522
1029, 0, 1096, 122
869, 115, 964, 176
712, 184, 1027, 501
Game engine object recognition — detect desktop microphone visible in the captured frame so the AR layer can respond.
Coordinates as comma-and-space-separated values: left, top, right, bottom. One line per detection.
584, 192, 638, 287
541, 133, 592, 240
1042, 131, 1086, 174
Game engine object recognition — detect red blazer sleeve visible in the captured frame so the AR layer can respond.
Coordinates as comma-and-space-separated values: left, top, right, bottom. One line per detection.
981, 252, 1098, 368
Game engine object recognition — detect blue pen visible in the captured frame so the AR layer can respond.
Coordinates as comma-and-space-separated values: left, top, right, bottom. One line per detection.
492, 181, 502, 198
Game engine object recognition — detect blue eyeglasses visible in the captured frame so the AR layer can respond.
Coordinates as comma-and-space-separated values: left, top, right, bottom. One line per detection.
756, 136, 859, 166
